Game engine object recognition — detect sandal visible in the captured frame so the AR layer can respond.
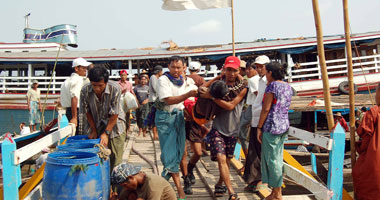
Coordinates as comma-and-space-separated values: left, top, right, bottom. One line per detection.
228, 193, 240, 200
214, 185, 227, 197
252, 184, 268, 192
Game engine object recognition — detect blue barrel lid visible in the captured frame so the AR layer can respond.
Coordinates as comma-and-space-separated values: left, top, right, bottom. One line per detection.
67, 135, 100, 144
47, 151, 100, 166
57, 143, 100, 154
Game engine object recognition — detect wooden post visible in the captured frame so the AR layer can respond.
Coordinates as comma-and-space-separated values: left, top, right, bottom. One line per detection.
231, 0, 235, 56
312, 0, 334, 131
343, 0, 356, 168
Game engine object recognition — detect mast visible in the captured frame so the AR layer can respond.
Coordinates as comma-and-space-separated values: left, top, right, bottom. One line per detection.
342, 0, 356, 167
231, 0, 235, 56
312, 0, 334, 130
24, 13, 31, 29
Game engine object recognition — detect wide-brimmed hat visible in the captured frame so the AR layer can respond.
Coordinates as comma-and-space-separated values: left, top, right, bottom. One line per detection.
111, 163, 141, 184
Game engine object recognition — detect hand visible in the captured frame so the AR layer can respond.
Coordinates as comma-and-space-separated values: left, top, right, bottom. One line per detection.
199, 89, 212, 99
89, 130, 97, 139
187, 89, 198, 98
70, 118, 78, 127
142, 99, 149, 105
100, 133, 109, 147
257, 128, 262, 144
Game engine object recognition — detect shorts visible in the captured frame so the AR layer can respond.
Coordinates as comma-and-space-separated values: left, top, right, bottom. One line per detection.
185, 121, 204, 143
209, 128, 237, 162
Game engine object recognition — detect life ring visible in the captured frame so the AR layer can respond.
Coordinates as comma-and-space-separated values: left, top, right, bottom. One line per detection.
291, 86, 297, 96
338, 81, 358, 94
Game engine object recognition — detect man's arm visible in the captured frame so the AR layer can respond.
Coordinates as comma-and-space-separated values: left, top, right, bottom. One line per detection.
100, 114, 118, 147
70, 96, 78, 126
163, 90, 197, 105
87, 111, 97, 139
213, 88, 248, 111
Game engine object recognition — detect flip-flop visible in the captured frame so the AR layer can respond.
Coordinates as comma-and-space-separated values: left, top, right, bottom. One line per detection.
252, 184, 268, 192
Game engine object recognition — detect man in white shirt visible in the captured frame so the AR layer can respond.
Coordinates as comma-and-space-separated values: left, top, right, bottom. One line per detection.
238, 60, 259, 158
60, 58, 92, 130
243, 55, 270, 191
155, 56, 197, 200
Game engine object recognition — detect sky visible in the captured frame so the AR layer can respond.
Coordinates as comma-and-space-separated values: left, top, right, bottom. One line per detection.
1, 0, 380, 51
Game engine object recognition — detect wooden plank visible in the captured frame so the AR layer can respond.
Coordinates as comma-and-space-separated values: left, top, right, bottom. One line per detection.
288, 127, 332, 150
23, 183, 42, 200
283, 163, 330, 200
284, 150, 315, 179
19, 163, 46, 199
15, 124, 74, 165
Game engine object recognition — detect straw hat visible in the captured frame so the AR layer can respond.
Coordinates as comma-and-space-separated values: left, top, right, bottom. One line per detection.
334, 112, 343, 117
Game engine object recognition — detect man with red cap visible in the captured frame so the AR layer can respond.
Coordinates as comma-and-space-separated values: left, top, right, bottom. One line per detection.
118, 70, 134, 132
199, 56, 247, 200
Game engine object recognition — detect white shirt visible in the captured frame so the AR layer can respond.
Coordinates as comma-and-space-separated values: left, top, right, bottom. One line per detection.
246, 75, 260, 105
20, 127, 31, 135
27, 88, 40, 102
251, 76, 267, 127
60, 73, 87, 108
157, 75, 197, 112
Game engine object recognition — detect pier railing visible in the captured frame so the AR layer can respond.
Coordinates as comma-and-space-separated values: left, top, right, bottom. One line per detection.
1, 116, 75, 200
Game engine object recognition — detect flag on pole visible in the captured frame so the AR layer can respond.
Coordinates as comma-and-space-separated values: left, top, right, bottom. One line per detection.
162, 0, 231, 11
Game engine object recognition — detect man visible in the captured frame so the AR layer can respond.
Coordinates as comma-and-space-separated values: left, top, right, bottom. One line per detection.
187, 61, 205, 87
238, 60, 259, 160
118, 70, 134, 133
148, 65, 163, 140
243, 55, 270, 192
27, 80, 41, 132
200, 56, 247, 200
155, 56, 197, 200
60, 57, 92, 129
134, 75, 150, 137
80, 66, 126, 171
110, 163, 176, 200
352, 83, 380, 200
334, 112, 349, 132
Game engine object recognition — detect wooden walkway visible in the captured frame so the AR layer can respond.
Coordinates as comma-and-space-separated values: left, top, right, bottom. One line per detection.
124, 125, 315, 200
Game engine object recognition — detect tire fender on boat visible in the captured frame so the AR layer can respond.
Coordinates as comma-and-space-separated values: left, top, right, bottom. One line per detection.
338, 81, 358, 94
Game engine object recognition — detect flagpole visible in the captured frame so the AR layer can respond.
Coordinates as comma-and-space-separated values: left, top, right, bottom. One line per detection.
231, 0, 235, 56
312, 0, 334, 131
343, 0, 356, 168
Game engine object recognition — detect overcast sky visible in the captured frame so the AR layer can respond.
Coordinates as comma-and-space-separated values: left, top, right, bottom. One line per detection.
1, 0, 379, 51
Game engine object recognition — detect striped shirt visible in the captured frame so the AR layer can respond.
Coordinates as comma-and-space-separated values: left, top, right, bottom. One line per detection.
80, 80, 126, 138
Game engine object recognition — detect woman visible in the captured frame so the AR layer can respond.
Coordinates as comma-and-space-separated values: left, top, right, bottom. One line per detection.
256, 62, 292, 200
133, 75, 150, 137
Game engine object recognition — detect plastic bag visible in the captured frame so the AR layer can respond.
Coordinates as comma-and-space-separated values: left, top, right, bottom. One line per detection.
122, 92, 138, 110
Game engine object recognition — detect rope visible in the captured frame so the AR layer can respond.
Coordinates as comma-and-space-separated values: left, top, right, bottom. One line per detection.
349, 26, 375, 106
94, 143, 111, 161
40, 35, 64, 127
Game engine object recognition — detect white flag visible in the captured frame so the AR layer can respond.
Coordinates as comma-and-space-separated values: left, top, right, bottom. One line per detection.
162, 0, 231, 11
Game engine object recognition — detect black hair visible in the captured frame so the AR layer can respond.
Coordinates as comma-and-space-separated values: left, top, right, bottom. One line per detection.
169, 56, 185, 65
139, 74, 148, 79
246, 60, 255, 69
361, 107, 367, 112
209, 80, 229, 99
265, 62, 288, 80
88, 66, 109, 83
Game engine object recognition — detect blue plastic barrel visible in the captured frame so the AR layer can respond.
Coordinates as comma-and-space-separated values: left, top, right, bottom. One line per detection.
56, 142, 110, 200
66, 135, 100, 144
42, 151, 103, 200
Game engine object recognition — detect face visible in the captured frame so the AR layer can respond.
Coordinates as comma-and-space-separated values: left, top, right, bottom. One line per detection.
255, 64, 266, 77
120, 176, 138, 190
168, 60, 184, 78
75, 66, 87, 77
245, 66, 257, 78
91, 79, 107, 96
239, 68, 246, 76
265, 70, 274, 83
120, 73, 127, 81
224, 67, 239, 83
32, 83, 38, 88
134, 75, 139, 85
139, 76, 147, 85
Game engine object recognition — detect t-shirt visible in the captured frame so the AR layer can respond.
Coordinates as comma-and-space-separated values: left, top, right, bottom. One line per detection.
27, 88, 40, 102
133, 85, 149, 104
136, 173, 177, 200
251, 76, 267, 127
20, 127, 31, 135
187, 73, 205, 87
212, 100, 244, 137
246, 75, 260, 105
148, 75, 159, 102
118, 80, 134, 94
60, 73, 87, 108
262, 81, 293, 135
156, 75, 197, 112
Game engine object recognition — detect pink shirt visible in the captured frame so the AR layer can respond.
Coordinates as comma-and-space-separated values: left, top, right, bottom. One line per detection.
118, 80, 134, 94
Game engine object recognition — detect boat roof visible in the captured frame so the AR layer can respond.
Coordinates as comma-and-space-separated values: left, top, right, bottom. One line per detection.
1, 31, 380, 62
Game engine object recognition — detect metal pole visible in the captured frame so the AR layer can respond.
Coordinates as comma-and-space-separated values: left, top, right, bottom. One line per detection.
312, 0, 334, 131
343, 0, 356, 168
231, 0, 235, 56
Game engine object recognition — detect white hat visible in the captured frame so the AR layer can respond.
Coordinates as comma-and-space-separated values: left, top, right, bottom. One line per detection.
254, 55, 270, 65
189, 61, 201, 71
240, 60, 247, 68
72, 58, 92, 68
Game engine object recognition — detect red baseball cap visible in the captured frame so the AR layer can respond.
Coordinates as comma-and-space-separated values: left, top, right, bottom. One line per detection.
224, 56, 240, 70
119, 70, 128, 75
